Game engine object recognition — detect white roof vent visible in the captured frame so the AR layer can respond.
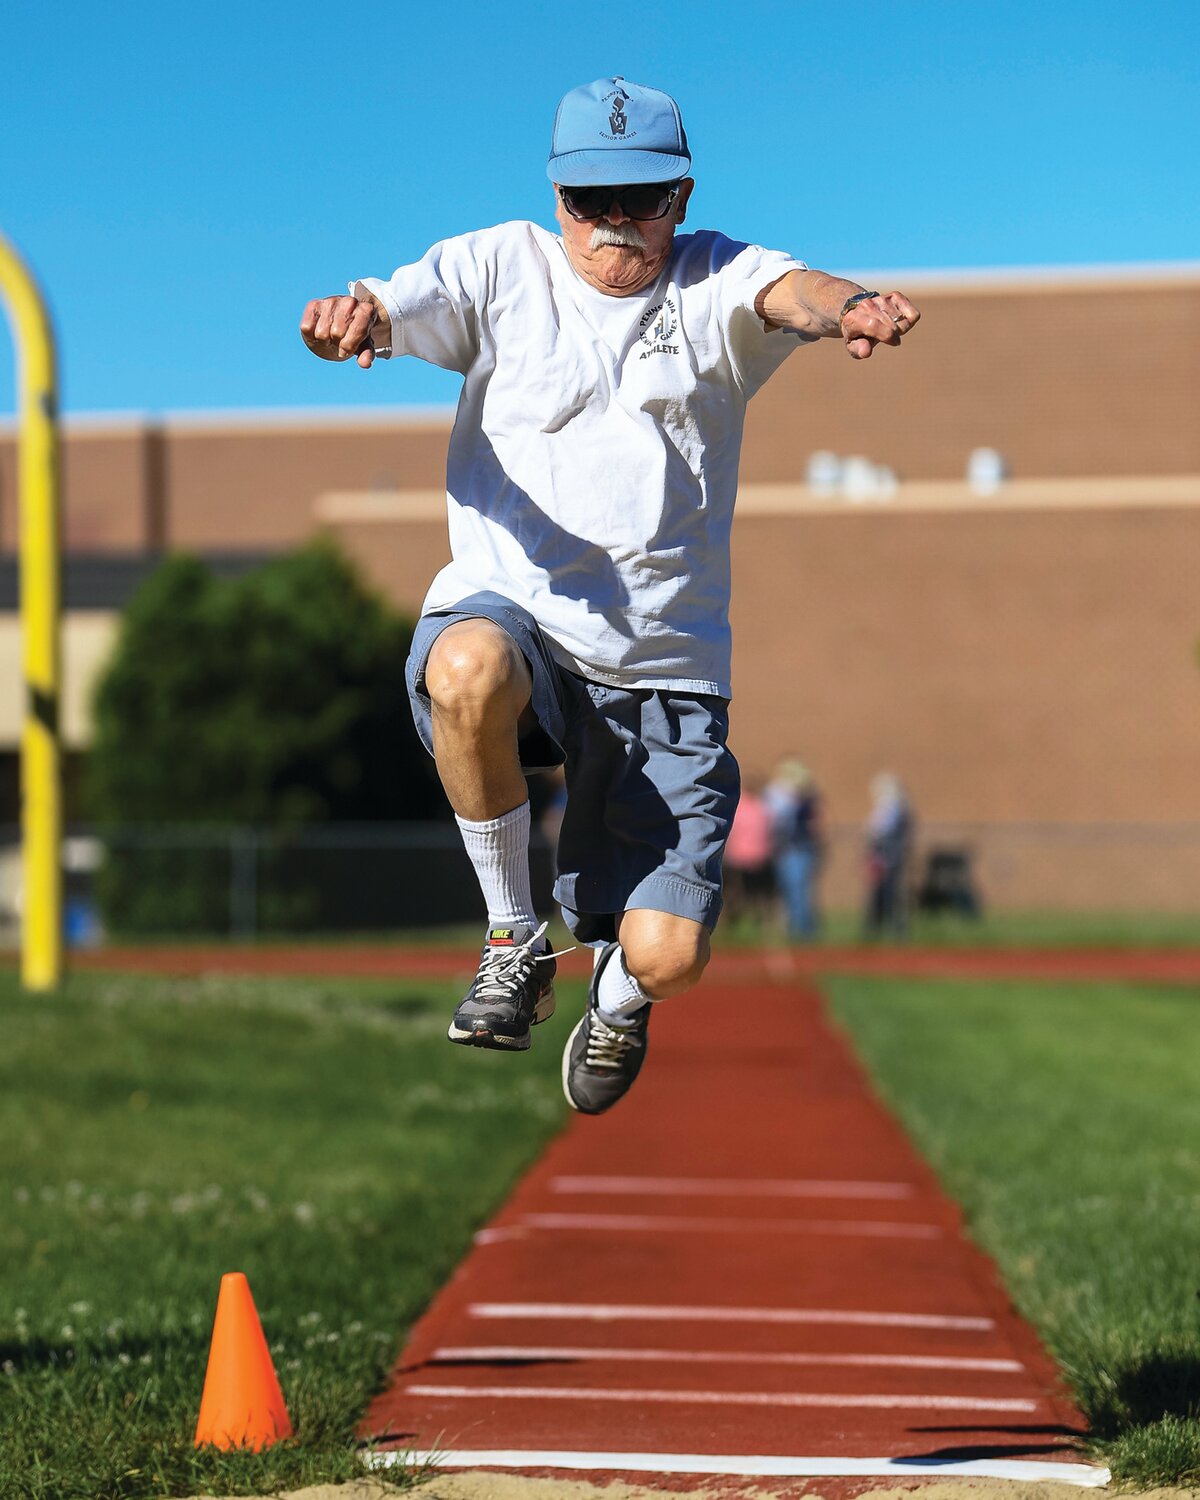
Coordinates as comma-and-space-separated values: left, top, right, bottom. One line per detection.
967, 447, 1009, 495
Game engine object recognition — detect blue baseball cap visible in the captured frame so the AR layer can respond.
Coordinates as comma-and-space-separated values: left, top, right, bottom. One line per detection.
547, 76, 691, 186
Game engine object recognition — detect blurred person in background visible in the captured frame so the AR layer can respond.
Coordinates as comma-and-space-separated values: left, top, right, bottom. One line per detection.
722, 777, 776, 928
863, 772, 914, 939
764, 759, 826, 939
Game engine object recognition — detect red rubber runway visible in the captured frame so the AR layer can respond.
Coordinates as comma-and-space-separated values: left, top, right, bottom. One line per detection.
71, 941, 1200, 985
359, 977, 1110, 1491
68, 940, 1163, 1486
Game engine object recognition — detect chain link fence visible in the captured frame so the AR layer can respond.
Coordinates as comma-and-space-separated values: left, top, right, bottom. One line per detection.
3, 819, 1198, 946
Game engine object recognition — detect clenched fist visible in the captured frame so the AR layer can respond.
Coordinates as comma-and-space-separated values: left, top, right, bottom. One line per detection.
300, 295, 388, 368
839, 292, 921, 360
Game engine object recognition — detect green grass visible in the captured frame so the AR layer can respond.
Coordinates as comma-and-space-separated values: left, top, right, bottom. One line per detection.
0, 969, 579, 1500
825, 973, 1200, 1486
717, 907, 1200, 949
7, 959, 1199, 1495
22, 906, 1200, 955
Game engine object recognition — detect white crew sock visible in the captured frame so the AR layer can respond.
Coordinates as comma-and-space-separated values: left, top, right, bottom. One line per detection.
595, 946, 653, 1026
455, 802, 539, 933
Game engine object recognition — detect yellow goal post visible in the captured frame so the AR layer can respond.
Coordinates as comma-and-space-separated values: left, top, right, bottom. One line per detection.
0, 232, 63, 990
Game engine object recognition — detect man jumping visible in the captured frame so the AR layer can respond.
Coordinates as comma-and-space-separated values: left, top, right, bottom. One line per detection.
300, 76, 920, 1116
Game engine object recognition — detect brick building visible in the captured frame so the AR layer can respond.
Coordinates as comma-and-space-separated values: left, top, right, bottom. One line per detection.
2, 263, 1198, 910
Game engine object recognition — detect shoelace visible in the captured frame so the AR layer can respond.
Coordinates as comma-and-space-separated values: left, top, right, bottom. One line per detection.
585, 1012, 641, 1069
473, 921, 557, 1001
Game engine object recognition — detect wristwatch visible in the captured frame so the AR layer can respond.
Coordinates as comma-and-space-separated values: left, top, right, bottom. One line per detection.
839, 290, 880, 320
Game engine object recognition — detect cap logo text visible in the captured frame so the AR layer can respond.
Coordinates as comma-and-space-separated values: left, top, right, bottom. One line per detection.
601, 87, 637, 143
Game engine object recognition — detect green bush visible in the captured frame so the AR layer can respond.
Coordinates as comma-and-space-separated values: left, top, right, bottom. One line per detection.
86, 544, 444, 933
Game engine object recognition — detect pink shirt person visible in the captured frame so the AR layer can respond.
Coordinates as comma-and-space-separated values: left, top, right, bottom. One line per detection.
725, 789, 773, 872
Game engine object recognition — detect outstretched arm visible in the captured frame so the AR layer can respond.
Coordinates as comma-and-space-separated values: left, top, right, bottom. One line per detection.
755, 269, 920, 360
299, 294, 392, 368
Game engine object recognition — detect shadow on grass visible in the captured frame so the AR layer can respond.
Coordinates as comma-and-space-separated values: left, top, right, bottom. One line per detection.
1082, 1349, 1200, 1435
0, 1338, 77, 1372
377, 992, 448, 1019
0, 1335, 179, 1372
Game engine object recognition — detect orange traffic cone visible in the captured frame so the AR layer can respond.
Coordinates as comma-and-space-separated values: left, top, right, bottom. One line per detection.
194, 1271, 293, 1451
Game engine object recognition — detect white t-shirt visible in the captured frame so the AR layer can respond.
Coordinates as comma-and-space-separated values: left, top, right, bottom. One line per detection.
356, 221, 807, 697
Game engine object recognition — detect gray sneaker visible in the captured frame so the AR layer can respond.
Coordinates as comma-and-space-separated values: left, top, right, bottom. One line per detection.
448, 922, 556, 1050
562, 942, 650, 1114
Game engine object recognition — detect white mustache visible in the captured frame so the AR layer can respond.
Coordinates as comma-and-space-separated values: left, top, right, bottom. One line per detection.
590, 222, 647, 251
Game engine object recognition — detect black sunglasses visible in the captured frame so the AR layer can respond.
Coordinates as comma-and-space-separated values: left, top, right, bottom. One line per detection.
558, 181, 681, 222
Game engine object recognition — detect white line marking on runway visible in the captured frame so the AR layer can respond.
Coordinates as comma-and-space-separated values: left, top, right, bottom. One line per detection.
549, 1175, 916, 1200
404, 1382, 1039, 1412
468, 1302, 996, 1331
430, 1345, 1025, 1373
516, 1212, 942, 1239
368, 1450, 1111, 1486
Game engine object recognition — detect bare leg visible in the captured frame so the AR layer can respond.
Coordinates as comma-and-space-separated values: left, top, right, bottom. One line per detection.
615, 908, 711, 999
424, 618, 539, 820
431, 619, 556, 1051
563, 908, 711, 1113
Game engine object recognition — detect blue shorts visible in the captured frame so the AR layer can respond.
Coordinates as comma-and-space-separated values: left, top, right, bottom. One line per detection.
406, 591, 740, 944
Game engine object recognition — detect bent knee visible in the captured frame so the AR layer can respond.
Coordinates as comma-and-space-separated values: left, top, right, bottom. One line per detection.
424, 621, 529, 714
620, 915, 711, 998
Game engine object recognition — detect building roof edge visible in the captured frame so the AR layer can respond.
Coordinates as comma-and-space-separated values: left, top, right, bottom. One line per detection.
0, 404, 457, 437
842, 259, 1200, 293
2, 261, 1197, 434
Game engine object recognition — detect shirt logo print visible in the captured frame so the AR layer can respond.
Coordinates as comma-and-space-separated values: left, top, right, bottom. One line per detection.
638, 297, 680, 358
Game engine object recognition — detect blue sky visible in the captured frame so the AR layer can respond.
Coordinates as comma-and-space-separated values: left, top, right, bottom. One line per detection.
2, 0, 1197, 416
